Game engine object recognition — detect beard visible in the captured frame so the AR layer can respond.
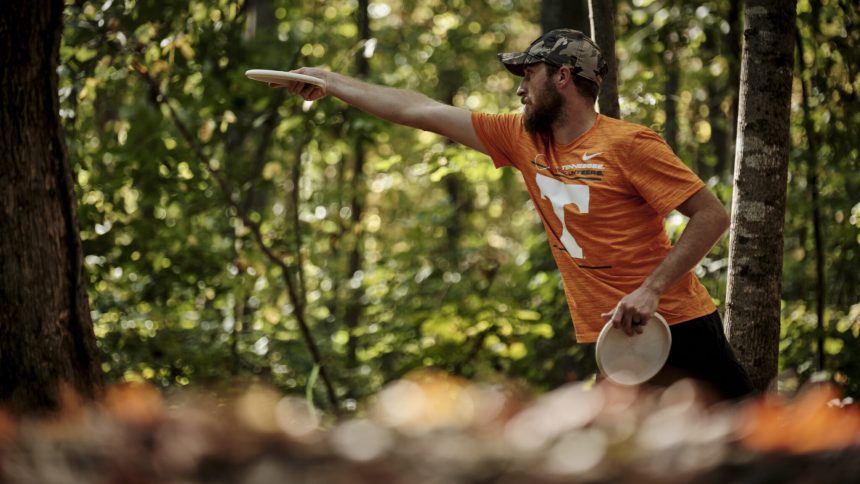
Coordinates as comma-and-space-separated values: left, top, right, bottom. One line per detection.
523, 80, 565, 136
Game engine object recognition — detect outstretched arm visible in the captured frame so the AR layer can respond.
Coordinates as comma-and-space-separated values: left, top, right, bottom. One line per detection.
601, 187, 730, 335
278, 67, 488, 155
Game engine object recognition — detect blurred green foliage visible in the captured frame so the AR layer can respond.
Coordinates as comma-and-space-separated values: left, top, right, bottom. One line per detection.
59, 0, 859, 410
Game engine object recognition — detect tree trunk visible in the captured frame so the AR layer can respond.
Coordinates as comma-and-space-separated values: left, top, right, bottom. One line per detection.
661, 26, 680, 152
704, 19, 729, 180
721, 0, 744, 179
437, 72, 472, 267
588, 0, 620, 118
725, 0, 797, 391
705, 82, 726, 180
541, 0, 591, 35
795, 28, 826, 372
344, 0, 371, 370
0, 0, 102, 415
243, 0, 276, 40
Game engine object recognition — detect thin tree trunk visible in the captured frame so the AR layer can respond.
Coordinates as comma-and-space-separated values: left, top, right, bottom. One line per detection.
443, 175, 470, 266
0, 0, 102, 415
438, 77, 471, 267
243, 0, 276, 40
344, 0, 371, 369
722, 0, 744, 179
344, 141, 365, 368
795, 29, 827, 372
704, 20, 729, 179
661, 26, 680, 152
588, 0, 620, 118
725, 0, 797, 391
541, 0, 591, 34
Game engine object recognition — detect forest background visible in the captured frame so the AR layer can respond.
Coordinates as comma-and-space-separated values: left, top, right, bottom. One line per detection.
59, 0, 859, 414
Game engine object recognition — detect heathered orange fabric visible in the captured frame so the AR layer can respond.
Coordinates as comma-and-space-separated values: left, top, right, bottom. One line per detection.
472, 112, 716, 343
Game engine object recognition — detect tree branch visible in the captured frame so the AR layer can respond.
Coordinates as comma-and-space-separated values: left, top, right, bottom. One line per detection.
130, 60, 341, 415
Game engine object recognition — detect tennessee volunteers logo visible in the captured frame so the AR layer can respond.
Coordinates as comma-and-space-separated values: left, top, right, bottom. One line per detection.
532, 154, 550, 171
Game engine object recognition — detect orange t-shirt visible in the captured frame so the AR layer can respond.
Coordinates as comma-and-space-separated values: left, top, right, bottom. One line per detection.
472, 112, 716, 343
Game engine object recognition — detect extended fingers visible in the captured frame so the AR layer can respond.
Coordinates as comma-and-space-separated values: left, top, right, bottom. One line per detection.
294, 83, 324, 100
620, 310, 636, 336
285, 80, 305, 95
607, 303, 651, 336
305, 86, 326, 101
608, 307, 633, 336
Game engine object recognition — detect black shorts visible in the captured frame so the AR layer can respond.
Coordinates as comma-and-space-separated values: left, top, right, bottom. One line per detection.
653, 310, 755, 401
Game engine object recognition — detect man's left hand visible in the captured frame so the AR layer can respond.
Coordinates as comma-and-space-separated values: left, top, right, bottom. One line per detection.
601, 286, 661, 336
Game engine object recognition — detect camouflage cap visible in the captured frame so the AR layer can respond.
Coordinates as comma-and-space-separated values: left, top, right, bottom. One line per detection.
498, 29, 608, 85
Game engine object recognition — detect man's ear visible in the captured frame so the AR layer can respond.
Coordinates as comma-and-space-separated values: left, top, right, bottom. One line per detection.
556, 66, 573, 88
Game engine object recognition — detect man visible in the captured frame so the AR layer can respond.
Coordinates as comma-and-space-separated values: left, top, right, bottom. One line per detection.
280, 28, 753, 400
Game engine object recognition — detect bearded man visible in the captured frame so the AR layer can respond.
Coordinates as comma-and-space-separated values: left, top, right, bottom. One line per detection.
280, 29, 753, 400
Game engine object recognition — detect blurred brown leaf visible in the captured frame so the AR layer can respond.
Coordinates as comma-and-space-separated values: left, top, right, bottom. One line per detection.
102, 382, 165, 426
740, 384, 860, 453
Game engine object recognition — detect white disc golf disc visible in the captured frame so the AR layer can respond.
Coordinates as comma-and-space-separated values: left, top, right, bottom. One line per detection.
595, 313, 672, 386
245, 69, 326, 88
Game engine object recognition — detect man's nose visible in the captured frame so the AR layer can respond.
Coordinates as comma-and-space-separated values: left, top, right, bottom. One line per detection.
516, 82, 526, 97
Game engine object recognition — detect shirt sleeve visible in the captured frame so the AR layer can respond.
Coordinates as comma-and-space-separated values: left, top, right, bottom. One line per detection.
621, 129, 706, 216
471, 112, 523, 169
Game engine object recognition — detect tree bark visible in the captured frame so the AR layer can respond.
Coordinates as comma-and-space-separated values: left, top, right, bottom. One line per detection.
588, 0, 621, 118
541, 0, 591, 35
725, 0, 797, 391
0, 0, 102, 415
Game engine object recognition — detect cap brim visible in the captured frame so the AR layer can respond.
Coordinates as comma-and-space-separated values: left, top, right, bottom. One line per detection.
497, 52, 531, 76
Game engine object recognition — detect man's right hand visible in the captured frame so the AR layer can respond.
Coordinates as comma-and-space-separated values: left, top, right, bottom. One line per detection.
269, 67, 329, 101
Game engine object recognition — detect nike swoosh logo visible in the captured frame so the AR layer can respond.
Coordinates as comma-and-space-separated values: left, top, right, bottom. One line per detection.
582, 152, 604, 161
